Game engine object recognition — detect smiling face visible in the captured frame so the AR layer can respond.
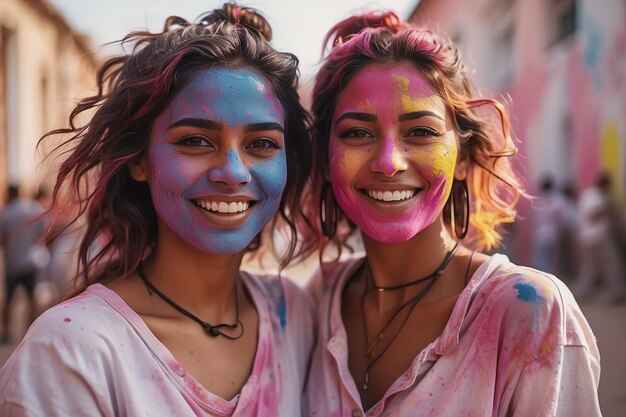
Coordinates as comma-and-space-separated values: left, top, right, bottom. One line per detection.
132, 67, 286, 255
329, 61, 460, 244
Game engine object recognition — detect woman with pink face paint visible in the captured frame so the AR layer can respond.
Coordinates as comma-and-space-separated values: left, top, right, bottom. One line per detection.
303, 11, 601, 417
0, 4, 316, 416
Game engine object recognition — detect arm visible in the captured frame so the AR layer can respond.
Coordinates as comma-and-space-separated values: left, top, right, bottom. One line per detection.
509, 344, 601, 416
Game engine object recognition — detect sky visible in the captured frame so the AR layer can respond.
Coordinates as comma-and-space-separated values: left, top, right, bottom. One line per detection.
48, 0, 418, 82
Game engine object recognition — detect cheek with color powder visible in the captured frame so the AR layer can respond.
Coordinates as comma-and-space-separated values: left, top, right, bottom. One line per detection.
249, 152, 287, 223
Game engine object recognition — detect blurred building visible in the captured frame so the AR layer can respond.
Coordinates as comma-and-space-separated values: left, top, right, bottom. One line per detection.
0, 0, 97, 202
409, 0, 625, 263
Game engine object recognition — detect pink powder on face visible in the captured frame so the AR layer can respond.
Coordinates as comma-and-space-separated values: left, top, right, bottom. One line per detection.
328, 62, 458, 243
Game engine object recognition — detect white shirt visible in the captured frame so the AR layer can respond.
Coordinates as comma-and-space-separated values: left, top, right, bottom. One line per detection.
578, 186, 611, 244
304, 254, 601, 417
0, 272, 314, 416
532, 191, 567, 244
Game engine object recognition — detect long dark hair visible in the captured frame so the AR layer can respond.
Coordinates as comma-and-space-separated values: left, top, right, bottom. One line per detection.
40, 3, 313, 290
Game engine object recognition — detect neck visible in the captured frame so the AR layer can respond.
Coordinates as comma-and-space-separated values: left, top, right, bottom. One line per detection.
144, 231, 246, 318
361, 217, 456, 307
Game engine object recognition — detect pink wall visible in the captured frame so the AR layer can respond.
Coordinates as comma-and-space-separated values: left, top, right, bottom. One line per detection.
409, 0, 626, 263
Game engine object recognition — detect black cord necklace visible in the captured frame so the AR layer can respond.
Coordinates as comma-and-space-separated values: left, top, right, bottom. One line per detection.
370, 242, 459, 292
359, 242, 459, 391
137, 264, 244, 340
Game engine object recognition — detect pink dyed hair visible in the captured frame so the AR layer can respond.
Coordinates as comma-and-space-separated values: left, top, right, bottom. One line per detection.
309, 11, 525, 252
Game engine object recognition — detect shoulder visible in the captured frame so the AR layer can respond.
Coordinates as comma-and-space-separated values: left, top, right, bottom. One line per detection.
11, 287, 124, 352
242, 271, 315, 327
244, 271, 311, 305
473, 255, 575, 322
469, 255, 596, 360
0, 288, 123, 391
0, 287, 133, 415
305, 254, 365, 302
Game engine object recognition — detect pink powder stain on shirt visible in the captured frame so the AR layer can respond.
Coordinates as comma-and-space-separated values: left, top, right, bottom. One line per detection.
152, 371, 166, 386
158, 362, 211, 401
254, 338, 284, 413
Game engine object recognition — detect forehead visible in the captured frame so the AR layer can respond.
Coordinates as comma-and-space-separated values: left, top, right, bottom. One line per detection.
335, 61, 444, 113
163, 67, 284, 126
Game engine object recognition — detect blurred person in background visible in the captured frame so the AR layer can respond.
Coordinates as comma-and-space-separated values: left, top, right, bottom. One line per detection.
531, 176, 567, 274
0, 185, 49, 344
573, 171, 626, 303
558, 182, 581, 281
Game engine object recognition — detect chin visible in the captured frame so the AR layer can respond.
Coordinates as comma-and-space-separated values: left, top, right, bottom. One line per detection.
362, 225, 420, 244
190, 234, 258, 256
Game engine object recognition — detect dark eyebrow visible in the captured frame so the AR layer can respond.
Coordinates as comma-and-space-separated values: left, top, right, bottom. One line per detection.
169, 118, 222, 130
398, 111, 444, 122
335, 112, 377, 126
168, 118, 283, 133
243, 122, 284, 133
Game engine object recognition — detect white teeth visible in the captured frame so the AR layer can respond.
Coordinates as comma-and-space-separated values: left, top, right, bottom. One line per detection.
367, 189, 415, 202
194, 200, 251, 214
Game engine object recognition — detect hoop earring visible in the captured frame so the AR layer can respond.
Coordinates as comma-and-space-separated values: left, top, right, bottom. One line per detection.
450, 179, 470, 240
320, 181, 338, 238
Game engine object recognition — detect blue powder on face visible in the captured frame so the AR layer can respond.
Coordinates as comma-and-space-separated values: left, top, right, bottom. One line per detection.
513, 283, 539, 302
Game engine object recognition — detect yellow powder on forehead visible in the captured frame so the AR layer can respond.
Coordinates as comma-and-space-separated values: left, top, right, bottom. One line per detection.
392, 74, 440, 113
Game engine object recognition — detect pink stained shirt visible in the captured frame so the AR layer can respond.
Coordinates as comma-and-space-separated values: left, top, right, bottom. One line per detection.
0, 272, 315, 416
304, 254, 601, 417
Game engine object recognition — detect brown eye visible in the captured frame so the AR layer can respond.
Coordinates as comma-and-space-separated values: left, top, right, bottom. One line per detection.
406, 127, 443, 138
247, 138, 280, 150
176, 135, 212, 148
338, 128, 373, 139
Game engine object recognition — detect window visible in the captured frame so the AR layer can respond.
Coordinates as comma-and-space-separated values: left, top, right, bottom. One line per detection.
484, 0, 517, 87
547, 0, 577, 45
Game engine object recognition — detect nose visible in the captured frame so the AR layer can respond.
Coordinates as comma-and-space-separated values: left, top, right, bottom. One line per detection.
207, 148, 251, 187
369, 136, 408, 176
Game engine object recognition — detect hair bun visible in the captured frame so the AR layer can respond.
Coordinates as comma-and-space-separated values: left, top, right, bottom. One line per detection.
199, 2, 273, 41
326, 11, 405, 47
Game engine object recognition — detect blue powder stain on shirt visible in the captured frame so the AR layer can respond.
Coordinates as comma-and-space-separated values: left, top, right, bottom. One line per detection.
277, 295, 287, 331
514, 282, 539, 303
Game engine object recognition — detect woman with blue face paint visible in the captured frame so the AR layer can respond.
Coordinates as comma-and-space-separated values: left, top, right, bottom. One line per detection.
0, 4, 315, 416
303, 11, 601, 417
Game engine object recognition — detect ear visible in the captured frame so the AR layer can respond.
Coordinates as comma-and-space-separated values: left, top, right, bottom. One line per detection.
128, 156, 150, 182
454, 146, 470, 181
